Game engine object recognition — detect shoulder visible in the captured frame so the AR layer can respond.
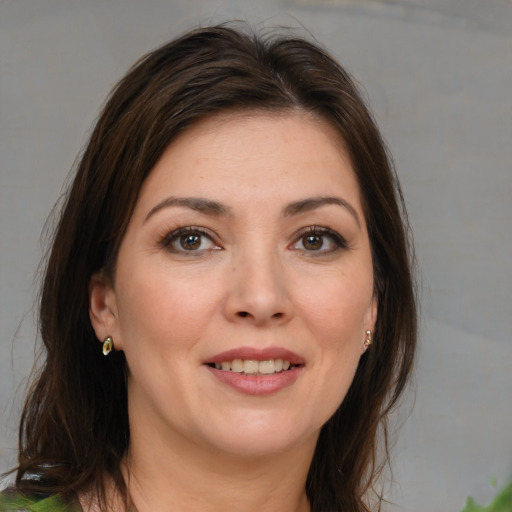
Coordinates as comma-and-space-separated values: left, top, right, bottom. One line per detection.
0, 491, 81, 512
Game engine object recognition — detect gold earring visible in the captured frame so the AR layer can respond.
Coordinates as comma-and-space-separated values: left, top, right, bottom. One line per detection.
102, 336, 113, 356
364, 330, 373, 350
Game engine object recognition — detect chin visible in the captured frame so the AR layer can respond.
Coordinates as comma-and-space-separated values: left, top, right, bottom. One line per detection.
198, 413, 321, 459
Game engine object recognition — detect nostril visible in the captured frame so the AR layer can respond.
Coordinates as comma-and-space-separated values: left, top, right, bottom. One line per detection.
238, 311, 249, 318
272, 312, 284, 319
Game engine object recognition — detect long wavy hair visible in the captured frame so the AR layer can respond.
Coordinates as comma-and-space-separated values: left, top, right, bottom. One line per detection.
13, 24, 417, 511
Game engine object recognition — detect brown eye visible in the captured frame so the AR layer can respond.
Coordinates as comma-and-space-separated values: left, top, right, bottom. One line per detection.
291, 227, 347, 255
162, 227, 220, 254
302, 234, 323, 251
180, 234, 202, 250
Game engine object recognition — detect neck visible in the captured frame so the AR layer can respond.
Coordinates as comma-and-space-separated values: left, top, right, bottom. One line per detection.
120, 423, 315, 512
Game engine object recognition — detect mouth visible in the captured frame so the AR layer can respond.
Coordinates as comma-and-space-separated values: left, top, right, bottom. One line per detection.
203, 348, 305, 393
206, 358, 301, 375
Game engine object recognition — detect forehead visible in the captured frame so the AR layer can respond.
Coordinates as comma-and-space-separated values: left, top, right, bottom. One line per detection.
135, 111, 362, 216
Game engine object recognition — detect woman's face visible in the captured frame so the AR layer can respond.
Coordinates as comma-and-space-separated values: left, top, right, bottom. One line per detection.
90, 112, 376, 459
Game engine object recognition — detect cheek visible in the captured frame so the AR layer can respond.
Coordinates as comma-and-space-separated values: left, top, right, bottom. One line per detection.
114, 270, 220, 352
299, 276, 372, 344
307, 281, 369, 420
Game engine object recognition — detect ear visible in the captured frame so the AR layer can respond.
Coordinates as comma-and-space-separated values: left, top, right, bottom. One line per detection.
89, 271, 123, 350
361, 295, 378, 354
368, 295, 378, 331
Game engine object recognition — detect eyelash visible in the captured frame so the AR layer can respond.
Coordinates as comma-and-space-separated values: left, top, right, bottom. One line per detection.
160, 226, 220, 254
291, 226, 348, 255
159, 225, 348, 256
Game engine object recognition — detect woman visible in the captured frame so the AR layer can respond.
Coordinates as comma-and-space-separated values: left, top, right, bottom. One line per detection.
3, 24, 417, 512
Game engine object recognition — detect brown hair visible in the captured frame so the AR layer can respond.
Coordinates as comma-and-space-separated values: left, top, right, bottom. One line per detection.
14, 24, 417, 511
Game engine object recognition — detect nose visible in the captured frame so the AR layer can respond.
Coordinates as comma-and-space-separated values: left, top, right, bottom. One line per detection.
223, 248, 293, 327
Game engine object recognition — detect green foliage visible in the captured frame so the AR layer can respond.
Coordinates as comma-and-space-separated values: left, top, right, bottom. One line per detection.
462, 483, 512, 512
0, 493, 76, 512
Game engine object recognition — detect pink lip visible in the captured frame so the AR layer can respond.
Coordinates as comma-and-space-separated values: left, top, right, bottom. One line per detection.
203, 346, 305, 396
205, 365, 303, 396
204, 346, 305, 365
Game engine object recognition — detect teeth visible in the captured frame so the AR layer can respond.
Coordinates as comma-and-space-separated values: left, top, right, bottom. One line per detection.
231, 359, 243, 372
258, 360, 275, 374
243, 360, 259, 374
212, 358, 293, 374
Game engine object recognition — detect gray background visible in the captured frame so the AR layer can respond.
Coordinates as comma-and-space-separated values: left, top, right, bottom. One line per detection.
1, 1, 511, 511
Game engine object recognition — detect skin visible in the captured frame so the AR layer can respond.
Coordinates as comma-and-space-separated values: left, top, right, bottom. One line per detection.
89, 111, 377, 512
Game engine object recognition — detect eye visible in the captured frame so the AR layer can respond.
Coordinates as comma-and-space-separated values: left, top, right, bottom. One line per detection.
161, 227, 220, 254
302, 234, 324, 251
291, 227, 347, 254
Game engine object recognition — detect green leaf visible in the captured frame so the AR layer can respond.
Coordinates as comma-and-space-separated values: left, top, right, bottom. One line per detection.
0, 493, 77, 512
461, 483, 512, 512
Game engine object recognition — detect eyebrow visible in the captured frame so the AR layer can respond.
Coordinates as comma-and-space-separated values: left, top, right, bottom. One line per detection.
145, 194, 361, 227
145, 197, 232, 222
283, 196, 361, 227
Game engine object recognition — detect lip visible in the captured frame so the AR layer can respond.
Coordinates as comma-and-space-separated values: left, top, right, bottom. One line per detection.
205, 365, 303, 396
204, 346, 305, 366
203, 346, 305, 396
